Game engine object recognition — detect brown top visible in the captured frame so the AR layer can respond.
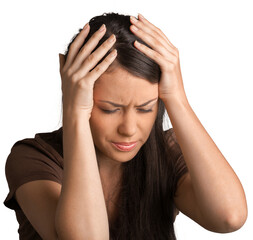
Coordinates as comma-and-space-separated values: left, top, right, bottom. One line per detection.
3, 127, 188, 240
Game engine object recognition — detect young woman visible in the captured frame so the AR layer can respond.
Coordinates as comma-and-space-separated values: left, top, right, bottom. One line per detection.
4, 12, 247, 240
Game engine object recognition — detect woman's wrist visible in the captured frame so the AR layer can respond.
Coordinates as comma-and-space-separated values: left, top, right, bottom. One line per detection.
63, 107, 91, 127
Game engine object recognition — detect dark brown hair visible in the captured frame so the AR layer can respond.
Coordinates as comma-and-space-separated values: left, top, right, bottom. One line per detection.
62, 12, 187, 240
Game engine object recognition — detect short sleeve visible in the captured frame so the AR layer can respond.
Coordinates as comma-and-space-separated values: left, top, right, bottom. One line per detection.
4, 139, 62, 210
165, 128, 188, 197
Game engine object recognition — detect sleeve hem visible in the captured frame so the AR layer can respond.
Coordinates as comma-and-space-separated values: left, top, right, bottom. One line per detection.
3, 173, 62, 211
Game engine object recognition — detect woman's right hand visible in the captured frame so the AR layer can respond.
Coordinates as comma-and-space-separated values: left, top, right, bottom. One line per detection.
59, 23, 117, 118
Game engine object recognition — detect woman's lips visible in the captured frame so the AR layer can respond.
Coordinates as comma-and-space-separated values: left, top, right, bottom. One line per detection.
112, 142, 138, 151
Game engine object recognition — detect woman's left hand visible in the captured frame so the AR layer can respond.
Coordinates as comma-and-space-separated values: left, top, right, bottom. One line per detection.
130, 14, 187, 101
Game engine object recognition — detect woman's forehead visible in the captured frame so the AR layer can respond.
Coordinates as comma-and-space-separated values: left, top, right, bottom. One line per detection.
94, 67, 158, 93
94, 79, 158, 103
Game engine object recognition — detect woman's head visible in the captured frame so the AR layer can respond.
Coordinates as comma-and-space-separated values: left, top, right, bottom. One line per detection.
63, 12, 165, 165
62, 12, 179, 239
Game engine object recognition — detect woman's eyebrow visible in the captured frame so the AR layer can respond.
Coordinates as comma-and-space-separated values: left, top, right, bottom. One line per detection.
98, 97, 158, 107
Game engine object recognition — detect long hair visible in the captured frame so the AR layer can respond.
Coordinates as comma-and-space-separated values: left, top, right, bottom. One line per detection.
62, 12, 179, 240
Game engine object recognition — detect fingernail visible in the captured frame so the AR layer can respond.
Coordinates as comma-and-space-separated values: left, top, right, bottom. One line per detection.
130, 16, 137, 22
99, 24, 106, 32
108, 34, 116, 43
135, 40, 141, 47
83, 23, 89, 30
138, 13, 145, 20
110, 49, 117, 57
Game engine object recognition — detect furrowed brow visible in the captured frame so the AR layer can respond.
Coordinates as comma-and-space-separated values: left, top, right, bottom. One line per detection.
98, 97, 158, 107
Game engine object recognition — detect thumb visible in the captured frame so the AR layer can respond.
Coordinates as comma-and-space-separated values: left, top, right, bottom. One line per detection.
59, 53, 65, 72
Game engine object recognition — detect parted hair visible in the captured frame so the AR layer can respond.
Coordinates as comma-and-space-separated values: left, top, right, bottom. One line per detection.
62, 12, 187, 240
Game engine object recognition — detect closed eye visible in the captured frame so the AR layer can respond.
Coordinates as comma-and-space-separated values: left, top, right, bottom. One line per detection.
101, 109, 153, 114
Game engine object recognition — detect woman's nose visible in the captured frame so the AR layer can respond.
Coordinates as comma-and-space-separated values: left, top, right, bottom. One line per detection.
117, 112, 137, 137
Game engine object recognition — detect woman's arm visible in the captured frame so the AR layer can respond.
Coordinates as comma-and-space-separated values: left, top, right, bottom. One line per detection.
55, 22, 117, 240
55, 110, 109, 240
164, 94, 248, 233
128, 13, 247, 232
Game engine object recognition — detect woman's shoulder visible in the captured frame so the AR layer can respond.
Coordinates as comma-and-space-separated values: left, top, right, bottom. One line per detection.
8, 127, 63, 166
4, 127, 63, 210
34, 127, 63, 162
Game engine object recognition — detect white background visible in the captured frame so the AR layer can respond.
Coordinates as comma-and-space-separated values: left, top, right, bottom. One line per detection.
0, 0, 252, 239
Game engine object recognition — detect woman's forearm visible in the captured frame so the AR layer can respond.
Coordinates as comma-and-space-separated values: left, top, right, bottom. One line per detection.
55, 110, 109, 240
163, 94, 247, 229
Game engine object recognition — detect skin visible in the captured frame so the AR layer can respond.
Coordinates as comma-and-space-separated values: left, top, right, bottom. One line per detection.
89, 67, 159, 187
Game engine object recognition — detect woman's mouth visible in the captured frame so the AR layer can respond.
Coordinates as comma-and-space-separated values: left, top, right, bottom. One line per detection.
111, 142, 138, 151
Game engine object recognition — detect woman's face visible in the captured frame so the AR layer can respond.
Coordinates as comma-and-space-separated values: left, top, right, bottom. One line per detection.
89, 67, 159, 172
